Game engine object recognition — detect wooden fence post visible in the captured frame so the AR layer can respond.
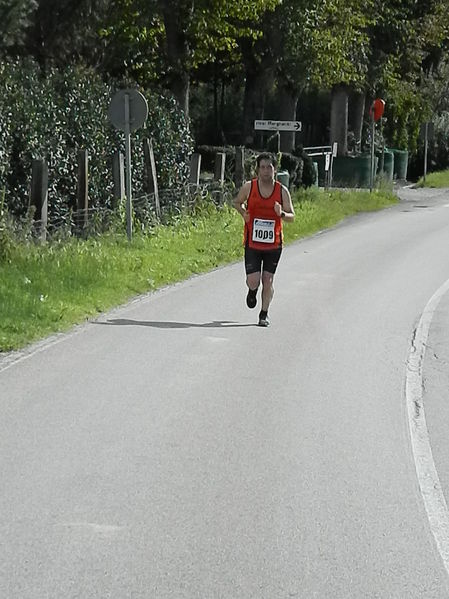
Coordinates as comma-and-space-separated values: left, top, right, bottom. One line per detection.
143, 138, 161, 219
112, 151, 125, 209
214, 152, 226, 184
30, 158, 48, 241
77, 149, 89, 232
235, 146, 244, 189
189, 153, 201, 186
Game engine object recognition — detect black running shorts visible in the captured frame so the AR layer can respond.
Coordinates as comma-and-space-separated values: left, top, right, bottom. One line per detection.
244, 245, 282, 275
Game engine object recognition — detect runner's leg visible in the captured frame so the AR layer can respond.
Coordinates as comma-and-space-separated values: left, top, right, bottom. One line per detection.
261, 270, 274, 311
245, 247, 262, 308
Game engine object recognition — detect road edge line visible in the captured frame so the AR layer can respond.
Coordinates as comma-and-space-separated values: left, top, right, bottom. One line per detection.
406, 277, 449, 574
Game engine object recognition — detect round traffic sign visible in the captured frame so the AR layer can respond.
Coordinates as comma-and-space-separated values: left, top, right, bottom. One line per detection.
108, 89, 148, 132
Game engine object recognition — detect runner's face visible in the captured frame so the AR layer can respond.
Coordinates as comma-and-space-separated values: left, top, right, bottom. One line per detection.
258, 159, 275, 182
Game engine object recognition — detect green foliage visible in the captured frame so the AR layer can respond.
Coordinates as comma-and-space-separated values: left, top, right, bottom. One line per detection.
293, 146, 316, 188
415, 168, 449, 188
187, 0, 280, 67
382, 81, 425, 152
274, 0, 374, 92
0, 58, 194, 220
0, 0, 36, 51
98, 0, 164, 85
366, 0, 449, 155
279, 152, 303, 188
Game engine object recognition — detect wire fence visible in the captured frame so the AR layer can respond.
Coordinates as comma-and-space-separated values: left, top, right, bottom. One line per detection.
3, 179, 236, 243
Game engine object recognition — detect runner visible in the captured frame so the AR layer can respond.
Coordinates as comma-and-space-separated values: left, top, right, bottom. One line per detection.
233, 152, 295, 327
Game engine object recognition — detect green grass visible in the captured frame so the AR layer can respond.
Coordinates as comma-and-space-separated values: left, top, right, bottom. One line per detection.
0, 187, 397, 352
415, 169, 449, 188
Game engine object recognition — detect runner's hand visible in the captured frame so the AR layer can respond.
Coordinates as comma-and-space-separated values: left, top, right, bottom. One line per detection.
274, 201, 282, 216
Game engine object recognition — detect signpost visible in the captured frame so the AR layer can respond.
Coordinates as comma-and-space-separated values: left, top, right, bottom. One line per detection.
254, 120, 302, 152
369, 98, 385, 192
108, 89, 148, 241
420, 121, 434, 184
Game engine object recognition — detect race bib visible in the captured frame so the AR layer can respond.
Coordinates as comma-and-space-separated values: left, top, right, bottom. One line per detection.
252, 218, 275, 243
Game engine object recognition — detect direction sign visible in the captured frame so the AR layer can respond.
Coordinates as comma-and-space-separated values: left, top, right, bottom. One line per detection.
254, 120, 302, 132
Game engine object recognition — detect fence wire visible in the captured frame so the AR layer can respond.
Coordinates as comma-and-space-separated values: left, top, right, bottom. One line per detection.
9, 179, 236, 242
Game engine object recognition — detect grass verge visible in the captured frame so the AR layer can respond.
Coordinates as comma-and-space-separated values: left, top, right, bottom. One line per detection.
415, 169, 449, 188
0, 187, 397, 352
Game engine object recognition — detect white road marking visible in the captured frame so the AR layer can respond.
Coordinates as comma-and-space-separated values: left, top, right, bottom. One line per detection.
406, 277, 449, 575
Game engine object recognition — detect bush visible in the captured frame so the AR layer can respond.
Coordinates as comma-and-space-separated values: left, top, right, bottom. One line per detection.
0, 59, 194, 220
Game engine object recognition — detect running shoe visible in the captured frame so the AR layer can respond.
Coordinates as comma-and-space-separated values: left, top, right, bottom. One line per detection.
246, 288, 257, 309
258, 311, 270, 327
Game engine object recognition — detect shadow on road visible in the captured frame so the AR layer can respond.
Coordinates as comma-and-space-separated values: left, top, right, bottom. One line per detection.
95, 319, 255, 329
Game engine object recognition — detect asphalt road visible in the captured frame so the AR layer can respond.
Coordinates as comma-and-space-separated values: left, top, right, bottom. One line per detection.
2, 186, 449, 598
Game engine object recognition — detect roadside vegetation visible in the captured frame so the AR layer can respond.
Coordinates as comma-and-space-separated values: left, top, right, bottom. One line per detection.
0, 187, 397, 352
415, 169, 449, 188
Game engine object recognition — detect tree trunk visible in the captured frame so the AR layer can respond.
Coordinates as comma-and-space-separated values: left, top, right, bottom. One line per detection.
159, 0, 192, 117
330, 84, 349, 156
241, 38, 275, 147
242, 70, 269, 146
278, 84, 298, 153
349, 89, 366, 153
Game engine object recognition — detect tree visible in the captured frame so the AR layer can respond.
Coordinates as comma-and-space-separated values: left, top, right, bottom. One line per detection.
0, 0, 36, 52
157, 0, 279, 117
237, 0, 373, 152
23, 0, 114, 71
366, 0, 449, 151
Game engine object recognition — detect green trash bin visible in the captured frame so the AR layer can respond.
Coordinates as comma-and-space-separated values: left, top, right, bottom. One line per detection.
332, 154, 377, 188
391, 149, 408, 180
276, 170, 290, 188
376, 149, 394, 182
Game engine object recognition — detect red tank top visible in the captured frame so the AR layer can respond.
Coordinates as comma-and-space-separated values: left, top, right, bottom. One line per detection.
244, 179, 283, 250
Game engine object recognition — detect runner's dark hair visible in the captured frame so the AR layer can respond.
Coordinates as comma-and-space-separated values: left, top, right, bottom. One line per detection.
256, 152, 277, 168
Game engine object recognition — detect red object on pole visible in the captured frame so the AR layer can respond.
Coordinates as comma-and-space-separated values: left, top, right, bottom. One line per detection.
370, 98, 385, 122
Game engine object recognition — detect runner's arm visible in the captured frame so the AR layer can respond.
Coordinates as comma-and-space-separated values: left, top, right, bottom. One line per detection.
233, 181, 251, 221
274, 186, 295, 222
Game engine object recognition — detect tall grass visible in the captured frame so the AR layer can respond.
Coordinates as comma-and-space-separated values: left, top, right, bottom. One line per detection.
415, 169, 449, 188
0, 188, 397, 351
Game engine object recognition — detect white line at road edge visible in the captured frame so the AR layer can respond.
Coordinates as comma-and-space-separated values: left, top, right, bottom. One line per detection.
406, 277, 449, 575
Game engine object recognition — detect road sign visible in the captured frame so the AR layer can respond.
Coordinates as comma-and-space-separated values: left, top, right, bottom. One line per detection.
370, 98, 385, 122
108, 89, 148, 132
254, 120, 302, 132
420, 121, 434, 141
108, 89, 149, 241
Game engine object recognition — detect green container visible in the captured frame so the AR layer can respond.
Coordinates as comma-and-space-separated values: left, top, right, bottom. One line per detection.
276, 170, 290, 188
390, 149, 408, 180
332, 155, 377, 188
376, 149, 394, 182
